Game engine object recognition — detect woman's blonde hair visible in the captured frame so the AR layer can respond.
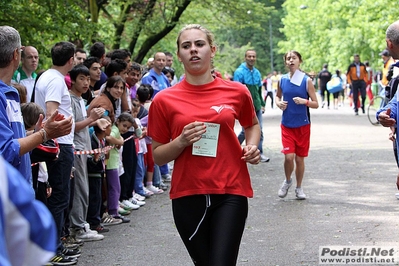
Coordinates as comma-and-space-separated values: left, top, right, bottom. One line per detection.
176, 24, 216, 52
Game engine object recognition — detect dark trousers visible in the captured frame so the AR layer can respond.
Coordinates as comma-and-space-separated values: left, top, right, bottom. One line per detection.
119, 131, 137, 201
320, 85, 330, 107
172, 194, 248, 266
31, 163, 47, 205
36, 181, 48, 205
46, 144, 74, 253
264, 91, 274, 108
87, 176, 103, 227
62, 177, 74, 237
238, 109, 264, 154
352, 80, 366, 112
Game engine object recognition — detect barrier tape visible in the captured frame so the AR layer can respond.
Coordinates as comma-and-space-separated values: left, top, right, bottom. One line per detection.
31, 134, 134, 166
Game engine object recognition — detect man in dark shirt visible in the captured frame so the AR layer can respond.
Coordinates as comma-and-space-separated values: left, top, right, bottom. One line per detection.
318, 64, 332, 109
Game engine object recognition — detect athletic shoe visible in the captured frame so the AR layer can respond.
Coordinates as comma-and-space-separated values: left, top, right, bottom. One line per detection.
72, 225, 104, 242
48, 254, 77, 265
159, 181, 169, 191
118, 206, 131, 216
101, 212, 122, 226
395, 193, 399, 200
146, 185, 164, 194
162, 173, 172, 182
61, 235, 84, 249
83, 223, 99, 235
122, 199, 140, 210
260, 154, 270, 162
129, 197, 145, 206
143, 187, 154, 197
113, 214, 130, 223
119, 201, 134, 211
61, 248, 81, 258
295, 188, 306, 200
74, 229, 104, 241
278, 179, 292, 198
133, 193, 146, 201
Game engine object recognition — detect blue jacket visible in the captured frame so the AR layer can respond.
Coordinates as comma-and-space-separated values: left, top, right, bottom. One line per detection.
0, 80, 31, 185
233, 62, 265, 111
141, 69, 170, 99
377, 90, 399, 155
0, 156, 56, 265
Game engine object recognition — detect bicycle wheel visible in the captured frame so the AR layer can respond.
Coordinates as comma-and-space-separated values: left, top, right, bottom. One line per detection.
367, 96, 384, 125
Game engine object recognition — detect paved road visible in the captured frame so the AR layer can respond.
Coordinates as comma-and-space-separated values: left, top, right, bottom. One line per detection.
77, 103, 399, 266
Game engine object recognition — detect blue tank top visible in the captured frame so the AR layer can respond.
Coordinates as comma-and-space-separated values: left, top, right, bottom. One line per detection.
280, 73, 310, 128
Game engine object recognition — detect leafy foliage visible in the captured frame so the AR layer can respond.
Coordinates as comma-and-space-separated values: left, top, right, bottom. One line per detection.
0, 0, 97, 68
279, 0, 399, 74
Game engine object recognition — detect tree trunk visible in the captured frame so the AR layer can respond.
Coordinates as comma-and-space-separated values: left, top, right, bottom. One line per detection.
112, 3, 133, 50
133, 0, 192, 63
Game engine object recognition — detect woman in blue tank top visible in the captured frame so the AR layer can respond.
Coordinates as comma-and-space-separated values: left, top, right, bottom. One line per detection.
275, 50, 319, 200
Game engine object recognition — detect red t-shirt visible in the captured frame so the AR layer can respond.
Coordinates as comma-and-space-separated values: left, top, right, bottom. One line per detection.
148, 77, 256, 199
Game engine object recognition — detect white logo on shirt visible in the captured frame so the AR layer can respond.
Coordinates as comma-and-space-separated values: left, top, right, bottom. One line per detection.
210, 105, 235, 114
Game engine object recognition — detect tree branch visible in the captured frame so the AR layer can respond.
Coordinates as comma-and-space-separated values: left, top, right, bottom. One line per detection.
133, 0, 192, 63
128, 0, 157, 58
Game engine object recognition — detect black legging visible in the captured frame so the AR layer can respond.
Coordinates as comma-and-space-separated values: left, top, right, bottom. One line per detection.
172, 194, 248, 266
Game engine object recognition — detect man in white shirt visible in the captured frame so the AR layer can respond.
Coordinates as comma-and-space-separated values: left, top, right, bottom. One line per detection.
34, 41, 78, 262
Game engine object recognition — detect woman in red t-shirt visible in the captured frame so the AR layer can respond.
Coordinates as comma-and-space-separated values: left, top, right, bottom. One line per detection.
148, 24, 261, 265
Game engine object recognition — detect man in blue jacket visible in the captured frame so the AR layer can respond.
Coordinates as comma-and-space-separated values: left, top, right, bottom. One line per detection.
377, 20, 399, 198
234, 49, 270, 162
0, 26, 72, 186
141, 52, 170, 99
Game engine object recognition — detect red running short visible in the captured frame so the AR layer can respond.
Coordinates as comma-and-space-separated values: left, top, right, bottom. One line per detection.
281, 124, 310, 157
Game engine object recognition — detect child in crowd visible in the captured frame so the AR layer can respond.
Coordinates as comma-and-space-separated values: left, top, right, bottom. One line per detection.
87, 116, 123, 231
136, 84, 165, 195
162, 67, 175, 86
131, 98, 155, 198
13, 83, 28, 103
103, 60, 143, 212
20, 102, 52, 204
119, 99, 145, 210
68, 64, 106, 242
105, 112, 136, 223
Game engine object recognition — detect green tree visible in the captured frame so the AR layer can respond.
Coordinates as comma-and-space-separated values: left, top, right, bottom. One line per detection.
0, 0, 96, 68
279, 0, 399, 74
1, 0, 271, 72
